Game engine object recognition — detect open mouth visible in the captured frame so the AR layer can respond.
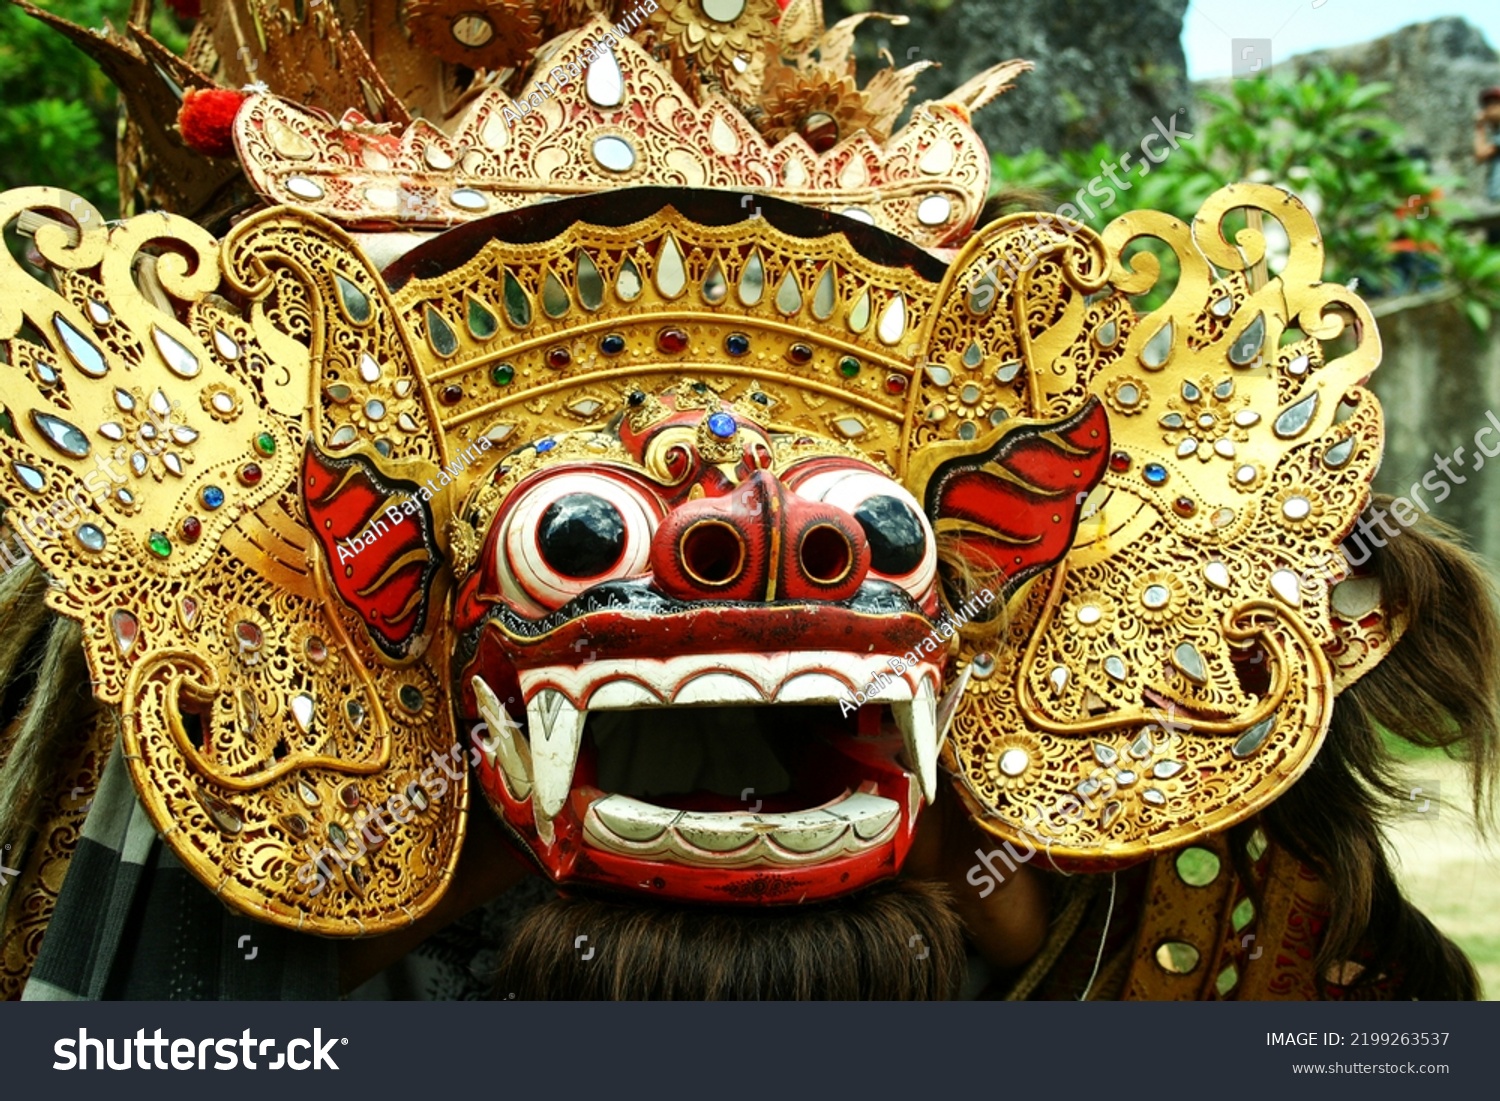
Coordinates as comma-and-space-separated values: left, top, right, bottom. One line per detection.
470, 653, 947, 903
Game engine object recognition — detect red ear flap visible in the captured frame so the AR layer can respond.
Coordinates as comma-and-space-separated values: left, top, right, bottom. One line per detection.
303, 445, 443, 660
921, 397, 1110, 593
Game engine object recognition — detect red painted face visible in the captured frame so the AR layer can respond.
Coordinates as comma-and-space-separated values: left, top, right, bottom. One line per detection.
303, 379, 1108, 906
451, 390, 948, 904
442, 386, 1111, 905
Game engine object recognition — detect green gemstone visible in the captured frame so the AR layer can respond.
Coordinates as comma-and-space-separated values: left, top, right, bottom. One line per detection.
502, 270, 532, 329
254, 432, 276, 456
467, 296, 498, 340
839, 356, 861, 378
147, 531, 171, 558
491, 363, 515, 386
334, 273, 371, 323
427, 308, 459, 357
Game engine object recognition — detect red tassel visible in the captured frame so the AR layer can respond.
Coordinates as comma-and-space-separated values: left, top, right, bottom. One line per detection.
177, 88, 247, 160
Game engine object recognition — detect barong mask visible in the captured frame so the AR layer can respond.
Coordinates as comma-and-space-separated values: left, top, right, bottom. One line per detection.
0, 0, 1391, 932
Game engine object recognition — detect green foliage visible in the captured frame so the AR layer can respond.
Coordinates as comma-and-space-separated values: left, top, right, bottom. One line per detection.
991, 68, 1500, 328
1, 0, 127, 218
0, 1, 191, 220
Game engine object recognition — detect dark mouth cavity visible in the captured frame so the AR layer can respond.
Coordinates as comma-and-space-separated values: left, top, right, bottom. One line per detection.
582, 703, 899, 814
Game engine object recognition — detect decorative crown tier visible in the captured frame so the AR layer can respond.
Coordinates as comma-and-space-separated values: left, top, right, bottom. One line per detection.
235, 17, 1019, 249
17, 1, 1030, 242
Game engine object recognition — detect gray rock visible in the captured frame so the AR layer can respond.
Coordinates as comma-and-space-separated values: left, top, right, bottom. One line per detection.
1198, 16, 1500, 203
1369, 292, 1500, 568
840, 0, 1193, 157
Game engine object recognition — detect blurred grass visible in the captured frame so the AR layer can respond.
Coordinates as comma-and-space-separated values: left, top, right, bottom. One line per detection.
1384, 758, 1500, 999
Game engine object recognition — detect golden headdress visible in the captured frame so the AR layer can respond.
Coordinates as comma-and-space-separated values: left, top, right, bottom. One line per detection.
0, 0, 1388, 932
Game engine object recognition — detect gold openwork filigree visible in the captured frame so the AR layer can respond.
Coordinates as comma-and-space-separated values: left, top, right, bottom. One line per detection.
0, 190, 464, 935
934, 185, 1382, 862
232, 17, 1000, 250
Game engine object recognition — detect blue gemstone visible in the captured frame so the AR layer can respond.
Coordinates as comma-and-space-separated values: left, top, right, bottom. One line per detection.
600, 333, 626, 356
201, 485, 225, 510
724, 332, 750, 356
707, 412, 737, 439
535, 439, 556, 453
1143, 463, 1168, 485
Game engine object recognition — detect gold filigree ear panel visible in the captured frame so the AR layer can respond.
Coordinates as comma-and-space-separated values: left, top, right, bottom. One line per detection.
0, 190, 464, 934
925, 184, 1383, 868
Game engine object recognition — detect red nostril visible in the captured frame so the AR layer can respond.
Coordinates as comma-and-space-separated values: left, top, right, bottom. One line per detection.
799, 524, 854, 584
678, 520, 746, 587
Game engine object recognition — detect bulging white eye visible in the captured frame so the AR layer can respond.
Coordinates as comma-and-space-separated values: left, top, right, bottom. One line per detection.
786, 464, 937, 599
495, 470, 662, 612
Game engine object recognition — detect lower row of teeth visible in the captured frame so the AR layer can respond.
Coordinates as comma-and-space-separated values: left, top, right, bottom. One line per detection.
582, 791, 902, 864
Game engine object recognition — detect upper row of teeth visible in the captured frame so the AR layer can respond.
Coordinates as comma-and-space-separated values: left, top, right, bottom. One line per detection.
471, 656, 943, 848
516, 652, 941, 709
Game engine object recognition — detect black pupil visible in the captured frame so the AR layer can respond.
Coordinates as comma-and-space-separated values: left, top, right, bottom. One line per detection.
854, 495, 926, 575
538, 493, 627, 578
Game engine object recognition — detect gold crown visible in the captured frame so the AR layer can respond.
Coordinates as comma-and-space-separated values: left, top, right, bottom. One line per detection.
21, 0, 1029, 245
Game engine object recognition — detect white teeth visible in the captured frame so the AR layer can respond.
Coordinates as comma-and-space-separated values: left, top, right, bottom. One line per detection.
766, 811, 851, 853
593, 795, 680, 842
587, 680, 662, 709
506, 652, 947, 855
892, 678, 940, 804
472, 675, 532, 799
583, 789, 902, 866
936, 663, 974, 754
775, 674, 853, 704
865, 676, 915, 702
518, 652, 944, 710
526, 688, 586, 830
675, 815, 765, 852
673, 672, 762, 705
836, 792, 902, 840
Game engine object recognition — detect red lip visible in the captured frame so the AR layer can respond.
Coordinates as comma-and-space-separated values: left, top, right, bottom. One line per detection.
489, 602, 939, 664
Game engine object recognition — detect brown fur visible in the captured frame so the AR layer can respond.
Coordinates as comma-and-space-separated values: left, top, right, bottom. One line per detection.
0, 550, 93, 849
493, 878, 967, 999
1255, 496, 1500, 998
978, 188, 1058, 226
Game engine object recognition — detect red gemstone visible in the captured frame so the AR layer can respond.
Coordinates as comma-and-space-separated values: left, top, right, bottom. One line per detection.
1173, 496, 1197, 517
787, 343, 813, 365
1108, 451, 1131, 472
546, 346, 572, 369
180, 515, 202, 542
657, 328, 689, 354
440, 385, 463, 405
239, 462, 262, 486
235, 620, 263, 650
885, 373, 908, 395
800, 112, 839, 154
111, 609, 139, 654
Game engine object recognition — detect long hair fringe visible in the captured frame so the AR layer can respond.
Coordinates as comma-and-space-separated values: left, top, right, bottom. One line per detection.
1260, 497, 1499, 999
